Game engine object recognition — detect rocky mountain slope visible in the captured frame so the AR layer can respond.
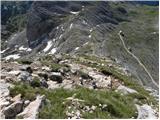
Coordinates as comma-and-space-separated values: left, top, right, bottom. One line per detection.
0, 1, 159, 119
0, 54, 159, 118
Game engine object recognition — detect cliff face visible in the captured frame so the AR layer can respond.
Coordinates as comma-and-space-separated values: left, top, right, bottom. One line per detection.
26, 1, 127, 48
1, 1, 159, 90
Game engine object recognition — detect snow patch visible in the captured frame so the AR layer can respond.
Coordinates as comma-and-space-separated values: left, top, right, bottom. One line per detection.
53, 39, 56, 42
59, 34, 63, 39
88, 35, 91, 38
70, 11, 79, 15
75, 47, 79, 50
49, 48, 57, 54
43, 41, 53, 52
1, 48, 9, 54
70, 23, 73, 29
83, 42, 89, 46
82, 20, 87, 25
61, 26, 64, 31
5, 54, 20, 60
19, 46, 28, 51
89, 28, 93, 32
8, 70, 20, 75
26, 48, 32, 52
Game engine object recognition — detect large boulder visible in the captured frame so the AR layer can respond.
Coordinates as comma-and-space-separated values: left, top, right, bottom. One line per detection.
17, 95, 45, 119
49, 72, 63, 83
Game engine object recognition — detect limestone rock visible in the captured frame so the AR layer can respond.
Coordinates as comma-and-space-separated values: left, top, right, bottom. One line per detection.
17, 95, 45, 119
116, 85, 137, 95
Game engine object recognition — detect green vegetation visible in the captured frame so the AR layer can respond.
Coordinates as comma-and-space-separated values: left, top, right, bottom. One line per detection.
10, 83, 138, 119
17, 59, 33, 64
39, 55, 70, 72
30, 77, 41, 88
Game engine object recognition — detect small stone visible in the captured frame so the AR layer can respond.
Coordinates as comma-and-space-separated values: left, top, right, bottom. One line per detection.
99, 104, 102, 107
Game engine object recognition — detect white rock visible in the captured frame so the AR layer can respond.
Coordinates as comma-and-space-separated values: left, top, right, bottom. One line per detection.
5, 54, 20, 60
47, 81, 60, 90
11, 94, 21, 102
89, 28, 93, 32
83, 42, 89, 46
59, 34, 63, 39
70, 11, 79, 15
42, 66, 51, 71
70, 23, 73, 29
49, 48, 57, 54
17, 95, 45, 119
19, 46, 28, 51
1, 48, 9, 54
75, 47, 79, 50
82, 20, 87, 25
8, 70, 20, 76
136, 104, 158, 119
117, 85, 137, 95
26, 48, 32, 52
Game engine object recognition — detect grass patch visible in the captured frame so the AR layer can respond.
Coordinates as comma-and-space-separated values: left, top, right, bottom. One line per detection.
40, 55, 70, 72
17, 59, 33, 65
10, 83, 138, 119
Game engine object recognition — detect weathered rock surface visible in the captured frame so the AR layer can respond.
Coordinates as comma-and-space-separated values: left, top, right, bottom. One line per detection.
0, 80, 10, 119
116, 85, 138, 95
18, 71, 32, 82
3, 100, 23, 118
17, 95, 45, 119
136, 104, 158, 119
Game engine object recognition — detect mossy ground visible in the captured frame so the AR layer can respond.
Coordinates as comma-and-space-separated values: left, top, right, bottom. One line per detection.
10, 83, 137, 119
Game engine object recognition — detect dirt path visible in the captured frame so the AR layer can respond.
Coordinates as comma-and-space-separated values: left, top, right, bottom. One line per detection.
118, 32, 158, 89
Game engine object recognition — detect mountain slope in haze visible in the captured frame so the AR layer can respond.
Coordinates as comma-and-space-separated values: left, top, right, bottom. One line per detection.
1, 1, 158, 90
